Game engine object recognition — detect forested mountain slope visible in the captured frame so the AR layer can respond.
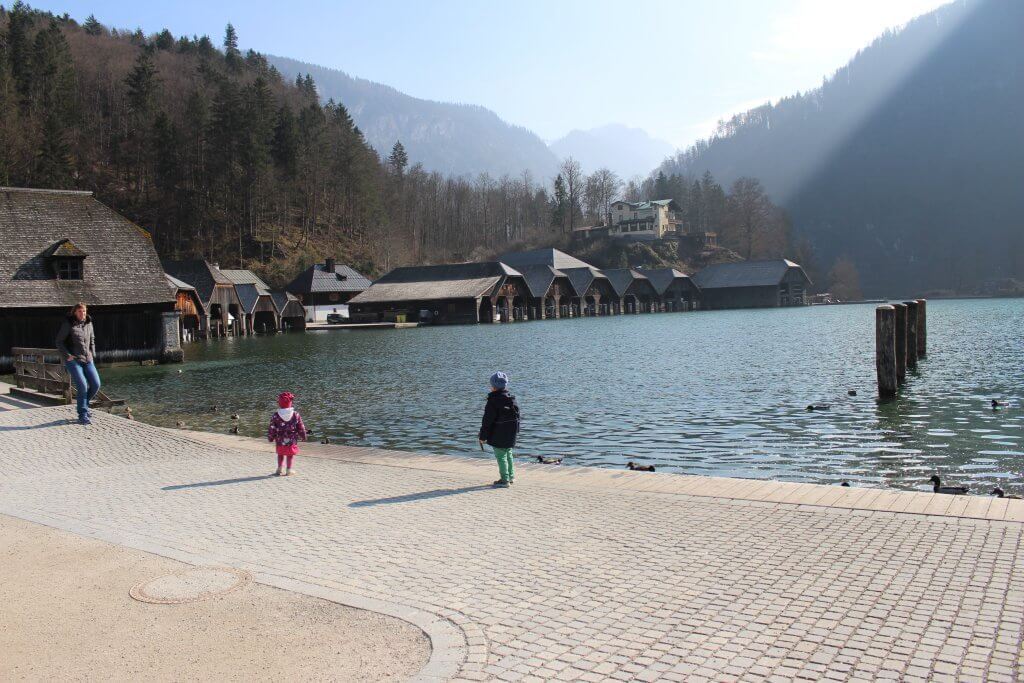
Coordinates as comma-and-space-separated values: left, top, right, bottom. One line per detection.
659, 0, 1024, 295
268, 55, 560, 181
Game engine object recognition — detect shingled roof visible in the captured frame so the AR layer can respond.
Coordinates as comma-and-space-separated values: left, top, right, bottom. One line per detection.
220, 269, 272, 293
162, 259, 234, 306
637, 267, 697, 296
498, 248, 594, 271
270, 290, 305, 318
0, 187, 174, 309
692, 259, 810, 289
602, 268, 657, 298
515, 264, 566, 298
286, 262, 372, 294
350, 262, 522, 304
560, 266, 609, 297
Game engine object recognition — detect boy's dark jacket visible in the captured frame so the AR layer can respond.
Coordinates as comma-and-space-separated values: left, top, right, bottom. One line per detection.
479, 389, 520, 448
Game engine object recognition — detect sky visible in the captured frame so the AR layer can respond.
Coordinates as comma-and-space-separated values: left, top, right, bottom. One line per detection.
27, 0, 951, 150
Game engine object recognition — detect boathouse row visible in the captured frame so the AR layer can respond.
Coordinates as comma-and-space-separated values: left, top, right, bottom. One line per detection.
349, 249, 810, 325
0, 187, 182, 373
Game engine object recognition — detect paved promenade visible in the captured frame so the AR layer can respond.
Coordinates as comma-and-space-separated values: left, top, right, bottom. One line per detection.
2, 406, 1023, 682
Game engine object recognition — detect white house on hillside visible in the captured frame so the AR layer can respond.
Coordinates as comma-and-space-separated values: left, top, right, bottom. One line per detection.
609, 199, 684, 239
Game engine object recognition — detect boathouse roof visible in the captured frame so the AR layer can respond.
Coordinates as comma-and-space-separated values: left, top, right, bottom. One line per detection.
165, 273, 196, 292
559, 266, 609, 297
637, 268, 697, 296
270, 291, 305, 318
286, 261, 371, 294
0, 187, 174, 309
221, 269, 272, 294
351, 262, 523, 304
602, 268, 657, 298
692, 259, 811, 289
497, 248, 594, 271
515, 264, 569, 298
162, 259, 237, 306
234, 283, 267, 314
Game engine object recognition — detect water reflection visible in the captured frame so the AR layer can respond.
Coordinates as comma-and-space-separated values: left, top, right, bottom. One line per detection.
96, 298, 1024, 495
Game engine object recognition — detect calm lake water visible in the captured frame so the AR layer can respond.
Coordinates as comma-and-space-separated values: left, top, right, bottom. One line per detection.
96, 298, 1023, 494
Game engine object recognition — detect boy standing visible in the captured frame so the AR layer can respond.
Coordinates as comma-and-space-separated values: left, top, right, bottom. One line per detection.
479, 371, 520, 488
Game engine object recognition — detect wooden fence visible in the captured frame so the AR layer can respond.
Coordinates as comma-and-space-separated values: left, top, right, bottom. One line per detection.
11, 347, 121, 406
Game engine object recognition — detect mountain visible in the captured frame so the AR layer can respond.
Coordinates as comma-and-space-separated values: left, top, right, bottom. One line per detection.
658, 0, 1024, 296
268, 55, 559, 181
549, 124, 674, 179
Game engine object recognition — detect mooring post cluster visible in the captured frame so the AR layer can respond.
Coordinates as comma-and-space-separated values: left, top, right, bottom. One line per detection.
876, 299, 927, 398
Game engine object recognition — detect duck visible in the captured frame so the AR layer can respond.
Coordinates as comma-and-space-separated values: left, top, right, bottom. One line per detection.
991, 487, 1021, 499
806, 404, 830, 411
536, 456, 563, 465
175, 421, 186, 429
848, 390, 857, 397
840, 481, 851, 487
321, 437, 331, 445
229, 425, 238, 435
991, 399, 1008, 409
210, 405, 219, 413
627, 462, 656, 472
124, 406, 134, 421
230, 413, 240, 421
930, 475, 968, 495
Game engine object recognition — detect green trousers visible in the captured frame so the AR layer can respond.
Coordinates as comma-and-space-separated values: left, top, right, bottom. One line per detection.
492, 447, 514, 482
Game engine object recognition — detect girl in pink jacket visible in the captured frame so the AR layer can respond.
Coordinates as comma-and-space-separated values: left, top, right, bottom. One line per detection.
268, 391, 307, 476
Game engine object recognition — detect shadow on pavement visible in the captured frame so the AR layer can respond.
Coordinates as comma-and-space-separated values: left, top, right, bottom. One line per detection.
0, 419, 74, 431
349, 485, 493, 507
162, 474, 278, 491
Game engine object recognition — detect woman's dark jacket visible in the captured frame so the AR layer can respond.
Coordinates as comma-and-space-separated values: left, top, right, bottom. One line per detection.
56, 315, 96, 364
479, 389, 520, 448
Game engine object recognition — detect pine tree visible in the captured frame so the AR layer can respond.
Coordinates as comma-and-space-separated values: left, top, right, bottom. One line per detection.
388, 140, 408, 176
272, 104, 298, 179
551, 174, 567, 230
7, 1, 34, 102
653, 170, 670, 199
82, 14, 103, 36
155, 29, 175, 51
34, 111, 73, 187
223, 23, 241, 71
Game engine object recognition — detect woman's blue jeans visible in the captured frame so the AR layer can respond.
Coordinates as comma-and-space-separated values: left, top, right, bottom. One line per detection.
65, 360, 101, 416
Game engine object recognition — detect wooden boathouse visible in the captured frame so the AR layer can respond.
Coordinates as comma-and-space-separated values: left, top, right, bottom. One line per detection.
221, 270, 280, 334
638, 268, 700, 312
602, 269, 661, 314
498, 249, 618, 318
0, 187, 181, 373
348, 262, 528, 324
162, 260, 245, 337
270, 291, 307, 331
692, 259, 812, 310
166, 274, 205, 343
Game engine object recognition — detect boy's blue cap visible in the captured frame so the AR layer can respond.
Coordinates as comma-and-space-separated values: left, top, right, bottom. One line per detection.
490, 371, 508, 389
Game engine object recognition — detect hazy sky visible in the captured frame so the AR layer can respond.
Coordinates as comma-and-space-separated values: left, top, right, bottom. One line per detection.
30, 0, 950, 149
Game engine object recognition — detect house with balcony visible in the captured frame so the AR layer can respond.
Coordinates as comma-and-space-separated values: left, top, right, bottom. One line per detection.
608, 199, 685, 240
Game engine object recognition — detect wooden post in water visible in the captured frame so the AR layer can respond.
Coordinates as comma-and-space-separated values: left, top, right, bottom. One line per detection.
903, 300, 919, 370
876, 305, 897, 398
920, 299, 928, 356
893, 303, 907, 385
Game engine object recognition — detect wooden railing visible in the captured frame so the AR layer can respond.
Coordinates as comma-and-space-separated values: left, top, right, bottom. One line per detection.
12, 348, 70, 399
11, 347, 122, 406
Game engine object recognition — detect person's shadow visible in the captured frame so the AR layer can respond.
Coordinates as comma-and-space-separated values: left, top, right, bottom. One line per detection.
349, 485, 492, 508
0, 419, 72, 432
162, 475, 277, 491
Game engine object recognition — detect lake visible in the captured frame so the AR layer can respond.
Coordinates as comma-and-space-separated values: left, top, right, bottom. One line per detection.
97, 298, 1024, 495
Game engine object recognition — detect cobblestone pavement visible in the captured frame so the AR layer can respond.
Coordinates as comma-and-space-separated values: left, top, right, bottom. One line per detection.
2, 407, 1023, 682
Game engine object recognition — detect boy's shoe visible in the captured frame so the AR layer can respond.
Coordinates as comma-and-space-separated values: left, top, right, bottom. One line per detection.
492, 479, 510, 488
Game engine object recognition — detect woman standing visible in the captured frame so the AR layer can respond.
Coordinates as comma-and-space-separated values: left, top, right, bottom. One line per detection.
56, 302, 101, 425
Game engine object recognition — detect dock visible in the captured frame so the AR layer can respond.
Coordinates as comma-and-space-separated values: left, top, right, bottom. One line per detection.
305, 321, 419, 331
2, 406, 1022, 681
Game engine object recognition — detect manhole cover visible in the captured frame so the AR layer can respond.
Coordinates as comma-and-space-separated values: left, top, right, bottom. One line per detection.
130, 566, 252, 604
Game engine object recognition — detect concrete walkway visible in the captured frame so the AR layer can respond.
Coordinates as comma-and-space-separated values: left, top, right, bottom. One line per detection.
2, 406, 1022, 682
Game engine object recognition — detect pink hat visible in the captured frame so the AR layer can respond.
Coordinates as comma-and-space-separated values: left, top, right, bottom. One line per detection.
277, 392, 295, 408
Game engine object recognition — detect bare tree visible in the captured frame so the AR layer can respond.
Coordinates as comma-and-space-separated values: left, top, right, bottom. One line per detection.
559, 156, 584, 234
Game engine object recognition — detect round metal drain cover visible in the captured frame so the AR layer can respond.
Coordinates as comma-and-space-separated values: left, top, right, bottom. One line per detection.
130, 566, 252, 604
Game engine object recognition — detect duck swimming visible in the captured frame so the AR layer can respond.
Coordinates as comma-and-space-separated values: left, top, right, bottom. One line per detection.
991, 487, 1021, 499
536, 456, 563, 465
991, 399, 1008, 409
930, 475, 968, 495
627, 462, 656, 472
806, 404, 831, 411
840, 482, 851, 487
